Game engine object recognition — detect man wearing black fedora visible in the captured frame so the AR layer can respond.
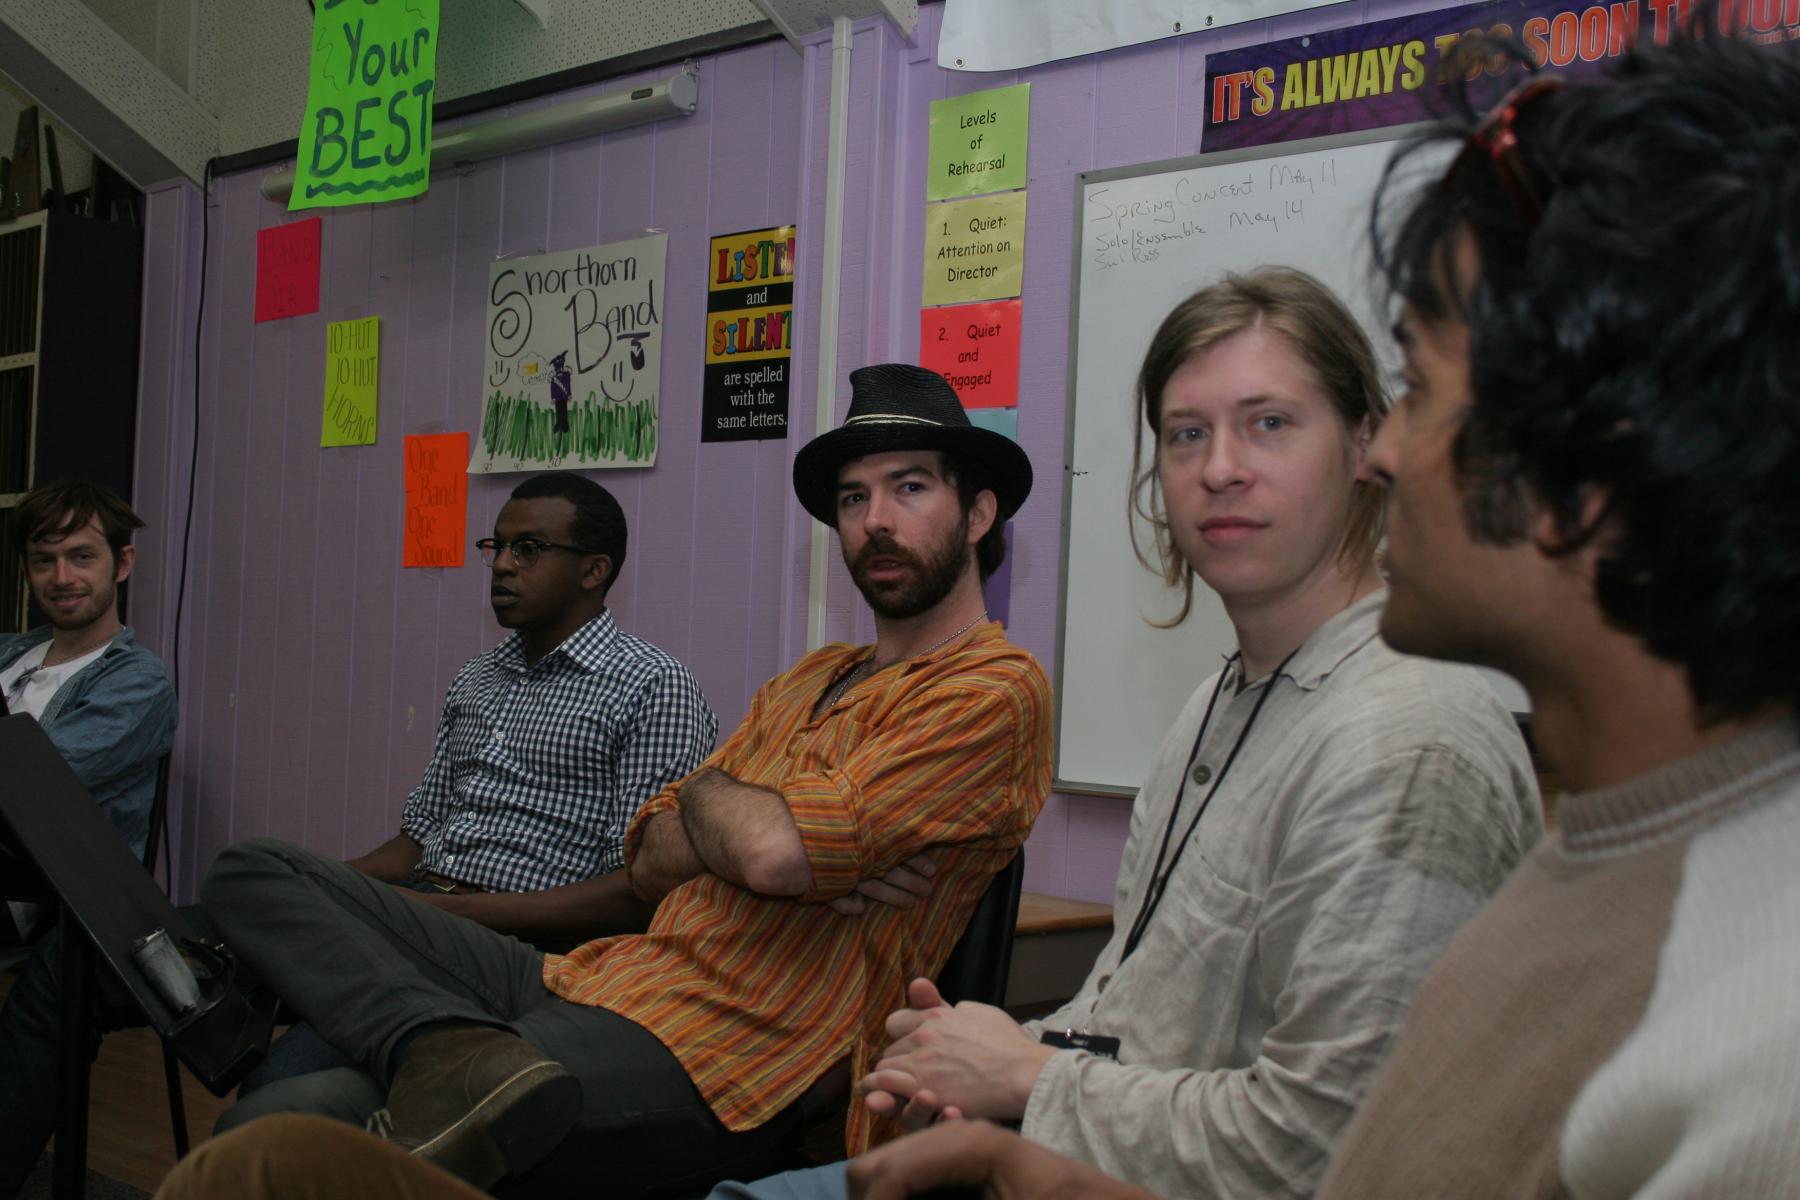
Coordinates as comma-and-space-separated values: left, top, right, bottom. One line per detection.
191, 363, 1054, 1196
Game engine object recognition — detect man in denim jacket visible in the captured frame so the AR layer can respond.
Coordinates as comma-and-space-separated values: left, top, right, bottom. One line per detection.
0, 480, 176, 1197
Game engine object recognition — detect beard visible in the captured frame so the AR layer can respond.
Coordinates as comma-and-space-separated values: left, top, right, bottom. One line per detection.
38, 579, 115, 634
847, 515, 972, 620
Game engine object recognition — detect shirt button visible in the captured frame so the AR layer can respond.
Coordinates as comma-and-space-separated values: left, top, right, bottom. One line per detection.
1191, 763, 1212, 785
494, 730, 505, 744
445, 854, 456, 865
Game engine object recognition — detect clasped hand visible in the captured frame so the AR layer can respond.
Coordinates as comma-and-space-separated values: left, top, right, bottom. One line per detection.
856, 978, 1057, 1129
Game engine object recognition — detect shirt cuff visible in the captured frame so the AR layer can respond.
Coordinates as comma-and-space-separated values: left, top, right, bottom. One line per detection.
398, 812, 435, 844
782, 769, 866, 900
623, 787, 679, 865
1020, 1047, 1079, 1144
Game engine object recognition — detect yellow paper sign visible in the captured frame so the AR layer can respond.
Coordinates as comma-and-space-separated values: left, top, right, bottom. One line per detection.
922, 192, 1027, 307
322, 317, 379, 447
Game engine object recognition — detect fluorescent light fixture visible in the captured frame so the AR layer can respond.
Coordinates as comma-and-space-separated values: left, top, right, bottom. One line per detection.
260, 68, 698, 202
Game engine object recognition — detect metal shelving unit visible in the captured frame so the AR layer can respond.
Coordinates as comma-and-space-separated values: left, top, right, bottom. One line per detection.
0, 212, 47, 630
0, 208, 142, 633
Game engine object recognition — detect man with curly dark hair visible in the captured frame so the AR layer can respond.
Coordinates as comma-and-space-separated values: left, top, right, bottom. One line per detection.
1318, 15, 1800, 1197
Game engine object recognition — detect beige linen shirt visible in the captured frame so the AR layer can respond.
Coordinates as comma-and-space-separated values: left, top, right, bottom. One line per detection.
1022, 592, 1542, 1198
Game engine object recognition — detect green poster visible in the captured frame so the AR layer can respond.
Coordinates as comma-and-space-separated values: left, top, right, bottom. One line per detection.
322, 317, 379, 446
291, 0, 440, 211
926, 83, 1030, 201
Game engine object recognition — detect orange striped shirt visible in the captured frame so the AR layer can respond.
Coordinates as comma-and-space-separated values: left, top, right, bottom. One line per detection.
541, 621, 1051, 1153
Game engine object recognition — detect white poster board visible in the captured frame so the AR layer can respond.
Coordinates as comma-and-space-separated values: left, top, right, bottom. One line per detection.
939, 0, 1347, 71
471, 233, 667, 474
1056, 128, 1522, 796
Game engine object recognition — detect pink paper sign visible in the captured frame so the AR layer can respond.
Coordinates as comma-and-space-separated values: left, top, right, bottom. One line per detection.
254, 218, 322, 323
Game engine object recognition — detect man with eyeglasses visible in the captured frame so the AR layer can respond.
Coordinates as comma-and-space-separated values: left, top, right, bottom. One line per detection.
0, 479, 177, 1197
214, 471, 719, 1131
343, 471, 717, 931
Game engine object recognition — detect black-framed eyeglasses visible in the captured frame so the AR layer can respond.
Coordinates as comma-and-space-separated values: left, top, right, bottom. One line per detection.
475, 538, 599, 568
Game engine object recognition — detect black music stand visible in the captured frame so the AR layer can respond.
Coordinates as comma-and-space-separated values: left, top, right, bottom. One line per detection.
0, 716, 271, 1198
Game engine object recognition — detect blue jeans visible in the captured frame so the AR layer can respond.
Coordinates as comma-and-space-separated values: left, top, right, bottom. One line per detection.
708, 1161, 849, 1200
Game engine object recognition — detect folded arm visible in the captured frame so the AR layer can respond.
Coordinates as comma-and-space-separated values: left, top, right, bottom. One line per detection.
626, 766, 810, 901
680, 766, 812, 895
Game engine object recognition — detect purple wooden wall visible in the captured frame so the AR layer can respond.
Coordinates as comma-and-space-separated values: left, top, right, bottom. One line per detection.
134, 0, 1452, 903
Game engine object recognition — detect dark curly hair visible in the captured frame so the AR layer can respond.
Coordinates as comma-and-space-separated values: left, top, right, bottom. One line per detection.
1371, 17, 1800, 725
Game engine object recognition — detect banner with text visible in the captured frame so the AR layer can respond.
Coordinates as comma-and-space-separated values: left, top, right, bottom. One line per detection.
473, 234, 666, 474
1201, 0, 1798, 150
292, 0, 440, 210
702, 225, 795, 442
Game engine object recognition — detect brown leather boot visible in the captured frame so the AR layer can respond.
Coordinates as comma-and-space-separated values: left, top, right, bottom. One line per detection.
365, 1026, 582, 1189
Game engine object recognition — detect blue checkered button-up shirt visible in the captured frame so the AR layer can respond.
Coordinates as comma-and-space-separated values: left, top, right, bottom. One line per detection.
400, 610, 717, 892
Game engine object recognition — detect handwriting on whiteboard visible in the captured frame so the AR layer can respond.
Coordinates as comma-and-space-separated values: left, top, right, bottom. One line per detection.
1085, 157, 1342, 271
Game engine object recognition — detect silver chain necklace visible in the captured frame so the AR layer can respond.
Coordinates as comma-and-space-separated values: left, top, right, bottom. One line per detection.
819, 611, 989, 712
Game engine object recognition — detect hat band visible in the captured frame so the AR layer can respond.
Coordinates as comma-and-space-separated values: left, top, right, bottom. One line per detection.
842, 414, 950, 429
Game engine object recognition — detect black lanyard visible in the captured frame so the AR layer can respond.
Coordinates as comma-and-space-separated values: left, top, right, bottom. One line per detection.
1118, 646, 1299, 964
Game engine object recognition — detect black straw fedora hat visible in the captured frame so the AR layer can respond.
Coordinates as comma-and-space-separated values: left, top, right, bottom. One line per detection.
792, 363, 1033, 527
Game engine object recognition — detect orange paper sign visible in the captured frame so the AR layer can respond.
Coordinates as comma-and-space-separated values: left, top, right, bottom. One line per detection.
919, 300, 1021, 409
403, 433, 469, 568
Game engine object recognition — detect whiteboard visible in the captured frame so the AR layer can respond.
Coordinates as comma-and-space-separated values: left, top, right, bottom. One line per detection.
1054, 128, 1522, 796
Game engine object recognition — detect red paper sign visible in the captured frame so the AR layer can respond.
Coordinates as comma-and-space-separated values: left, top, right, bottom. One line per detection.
403, 433, 469, 568
254, 218, 322, 323
919, 300, 1021, 409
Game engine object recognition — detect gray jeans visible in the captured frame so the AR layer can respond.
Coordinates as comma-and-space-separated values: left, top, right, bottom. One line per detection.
203, 838, 804, 1197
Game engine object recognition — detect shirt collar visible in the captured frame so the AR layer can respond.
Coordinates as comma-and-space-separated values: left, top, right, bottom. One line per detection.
1264, 589, 1385, 693
1558, 719, 1800, 857
842, 618, 1005, 674
6, 625, 132, 665
496, 610, 618, 674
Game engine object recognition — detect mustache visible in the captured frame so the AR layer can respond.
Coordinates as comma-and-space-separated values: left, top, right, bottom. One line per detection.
852, 535, 920, 573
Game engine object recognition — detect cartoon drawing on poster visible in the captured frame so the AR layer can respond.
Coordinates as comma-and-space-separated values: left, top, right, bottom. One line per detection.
472, 233, 666, 473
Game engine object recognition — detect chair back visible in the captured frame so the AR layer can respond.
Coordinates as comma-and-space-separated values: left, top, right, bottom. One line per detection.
933, 852, 1023, 1007
142, 753, 173, 879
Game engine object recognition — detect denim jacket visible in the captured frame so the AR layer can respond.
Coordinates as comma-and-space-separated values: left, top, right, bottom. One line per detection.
0, 627, 177, 860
